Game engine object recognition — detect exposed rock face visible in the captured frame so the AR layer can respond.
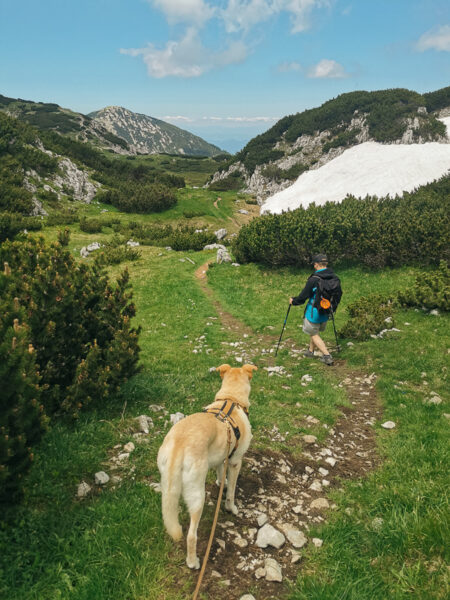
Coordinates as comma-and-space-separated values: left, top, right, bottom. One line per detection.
89, 106, 224, 157
53, 157, 99, 203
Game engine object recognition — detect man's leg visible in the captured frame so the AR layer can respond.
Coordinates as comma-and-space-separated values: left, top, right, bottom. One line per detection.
310, 334, 329, 356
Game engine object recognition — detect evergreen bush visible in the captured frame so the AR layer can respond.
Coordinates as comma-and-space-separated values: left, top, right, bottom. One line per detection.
0, 237, 141, 418
79, 217, 103, 233
397, 261, 449, 311
340, 294, 396, 340
0, 266, 47, 505
232, 176, 450, 268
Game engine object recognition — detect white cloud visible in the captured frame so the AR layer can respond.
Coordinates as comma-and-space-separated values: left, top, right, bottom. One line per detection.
163, 115, 195, 122
277, 60, 302, 72
308, 58, 348, 78
416, 24, 450, 52
148, 0, 215, 25
220, 0, 332, 34
121, 28, 248, 78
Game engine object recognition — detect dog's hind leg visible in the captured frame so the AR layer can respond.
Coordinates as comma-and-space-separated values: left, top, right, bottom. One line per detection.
183, 463, 207, 569
225, 459, 242, 515
215, 462, 228, 488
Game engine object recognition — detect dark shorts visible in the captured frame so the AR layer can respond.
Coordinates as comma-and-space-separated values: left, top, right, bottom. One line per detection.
303, 317, 327, 336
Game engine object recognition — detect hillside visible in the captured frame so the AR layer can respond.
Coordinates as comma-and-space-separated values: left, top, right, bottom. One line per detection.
0, 94, 131, 154
88, 106, 224, 157
209, 86, 450, 201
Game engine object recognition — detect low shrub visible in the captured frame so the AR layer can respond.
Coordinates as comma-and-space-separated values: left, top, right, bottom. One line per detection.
209, 173, 244, 191
397, 261, 449, 311
113, 183, 177, 213
94, 245, 141, 267
57, 227, 70, 246
45, 211, 78, 226
183, 210, 205, 219
79, 217, 103, 233
340, 294, 396, 340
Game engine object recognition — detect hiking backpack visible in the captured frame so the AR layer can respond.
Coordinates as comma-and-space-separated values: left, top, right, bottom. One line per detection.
311, 274, 342, 315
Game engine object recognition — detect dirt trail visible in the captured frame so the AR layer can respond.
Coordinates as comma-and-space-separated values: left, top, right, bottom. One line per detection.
186, 262, 383, 599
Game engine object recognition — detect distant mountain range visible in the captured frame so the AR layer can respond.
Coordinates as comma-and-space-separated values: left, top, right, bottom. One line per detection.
88, 106, 224, 157
0, 94, 225, 157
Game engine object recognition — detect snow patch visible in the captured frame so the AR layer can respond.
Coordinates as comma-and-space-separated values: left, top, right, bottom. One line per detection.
262, 125, 450, 215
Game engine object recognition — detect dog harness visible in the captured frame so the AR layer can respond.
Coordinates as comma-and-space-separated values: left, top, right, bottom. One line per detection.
203, 399, 249, 459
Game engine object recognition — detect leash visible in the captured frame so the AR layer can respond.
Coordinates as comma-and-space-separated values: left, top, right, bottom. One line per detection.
192, 424, 232, 600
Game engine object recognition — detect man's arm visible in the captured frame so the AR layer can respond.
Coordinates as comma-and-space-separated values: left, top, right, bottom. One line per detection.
291, 277, 315, 305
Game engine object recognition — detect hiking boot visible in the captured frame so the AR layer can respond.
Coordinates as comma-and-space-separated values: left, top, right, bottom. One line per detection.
302, 349, 315, 358
320, 354, 334, 366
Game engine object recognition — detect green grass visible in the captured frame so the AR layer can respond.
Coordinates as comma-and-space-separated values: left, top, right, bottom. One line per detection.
1, 205, 448, 599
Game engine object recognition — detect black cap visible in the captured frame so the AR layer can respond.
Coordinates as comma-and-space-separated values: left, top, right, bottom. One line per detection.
311, 253, 328, 264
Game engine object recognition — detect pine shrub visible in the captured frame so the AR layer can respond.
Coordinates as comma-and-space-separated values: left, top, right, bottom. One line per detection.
0, 267, 47, 505
340, 294, 396, 340
0, 237, 141, 418
397, 261, 449, 311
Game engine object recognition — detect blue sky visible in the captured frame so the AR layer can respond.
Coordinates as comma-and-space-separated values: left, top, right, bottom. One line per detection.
1, 0, 449, 152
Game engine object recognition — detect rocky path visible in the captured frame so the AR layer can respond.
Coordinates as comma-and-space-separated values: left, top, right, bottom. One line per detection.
190, 262, 383, 600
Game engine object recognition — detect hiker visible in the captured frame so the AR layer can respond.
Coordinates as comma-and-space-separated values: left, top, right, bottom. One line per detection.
289, 253, 342, 366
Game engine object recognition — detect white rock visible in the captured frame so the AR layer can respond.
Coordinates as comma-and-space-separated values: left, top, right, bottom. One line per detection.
381, 421, 396, 429
371, 517, 384, 531
95, 471, 110, 485
136, 415, 151, 434
117, 453, 130, 461
256, 524, 286, 549
126, 240, 140, 247
325, 457, 337, 467
239, 595, 256, 600
312, 537, 323, 547
217, 248, 232, 263
310, 497, 330, 510
203, 243, 226, 251
426, 396, 442, 405
215, 228, 227, 240
238, 209, 249, 214
87, 242, 102, 252
233, 536, 248, 548
123, 442, 135, 453
347, 341, 354, 347
264, 558, 282, 582
254, 567, 266, 580
232, 263, 241, 267
80, 247, 90, 258
309, 480, 323, 492
257, 513, 268, 527
281, 525, 308, 548
77, 481, 91, 498
302, 435, 317, 444
170, 412, 185, 425
318, 467, 329, 476
429, 309, 440, 316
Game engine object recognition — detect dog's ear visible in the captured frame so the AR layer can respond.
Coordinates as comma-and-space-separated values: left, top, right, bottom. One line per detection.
216, 364, 231, 378
242, 364, 258, 379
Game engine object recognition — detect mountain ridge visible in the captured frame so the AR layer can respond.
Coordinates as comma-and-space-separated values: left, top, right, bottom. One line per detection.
88, 105, 225, 157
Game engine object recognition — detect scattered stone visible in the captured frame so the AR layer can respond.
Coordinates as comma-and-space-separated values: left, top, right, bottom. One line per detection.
281, 525, 308, 548
233, 536, 248, 548
204, 243, 226, 251
238, 209, 249, 215
217, 248, 232, 263
426, 395, 442, 405
325, 457, 337, 467
318, 467, 329, 476
310, 497, 330, 510
123, 442, 135, 453
264, 558, 282, 582
239, 595, 256, 600
290, 549, 302, 563
309, 480, 323, 492
95, 471, 110, 485
256, 523, 286, 549
231, 263, 241, 267
302, 435, 317, 445
215, 228, 227, 240
371, 517, 384, 531
312, 538, 323, 547
117, 453, 130, 461
211, 570, 222, 578
136, 415, 152, 434
301, 374, 313, 383
429, 309, 440, 316
77, 481, 91, 498
254, 567, 266, 580
170, 412, 185, 425
149, 482, 161, 492
347, 341, 354, 347
126, 240, 140, 247
381, 421, 396, 429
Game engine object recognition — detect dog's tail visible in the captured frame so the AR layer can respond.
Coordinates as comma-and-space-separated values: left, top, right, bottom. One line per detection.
158, 442, 183, 541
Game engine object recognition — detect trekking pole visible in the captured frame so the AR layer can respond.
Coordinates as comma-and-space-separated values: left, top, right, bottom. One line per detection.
275, 304, 291, 357
330, 307, 341, 353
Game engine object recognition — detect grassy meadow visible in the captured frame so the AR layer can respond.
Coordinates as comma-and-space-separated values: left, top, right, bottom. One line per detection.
0, 183, 448, 600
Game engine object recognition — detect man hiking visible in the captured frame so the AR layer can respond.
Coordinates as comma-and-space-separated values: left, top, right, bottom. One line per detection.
289, 254, 342, 366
